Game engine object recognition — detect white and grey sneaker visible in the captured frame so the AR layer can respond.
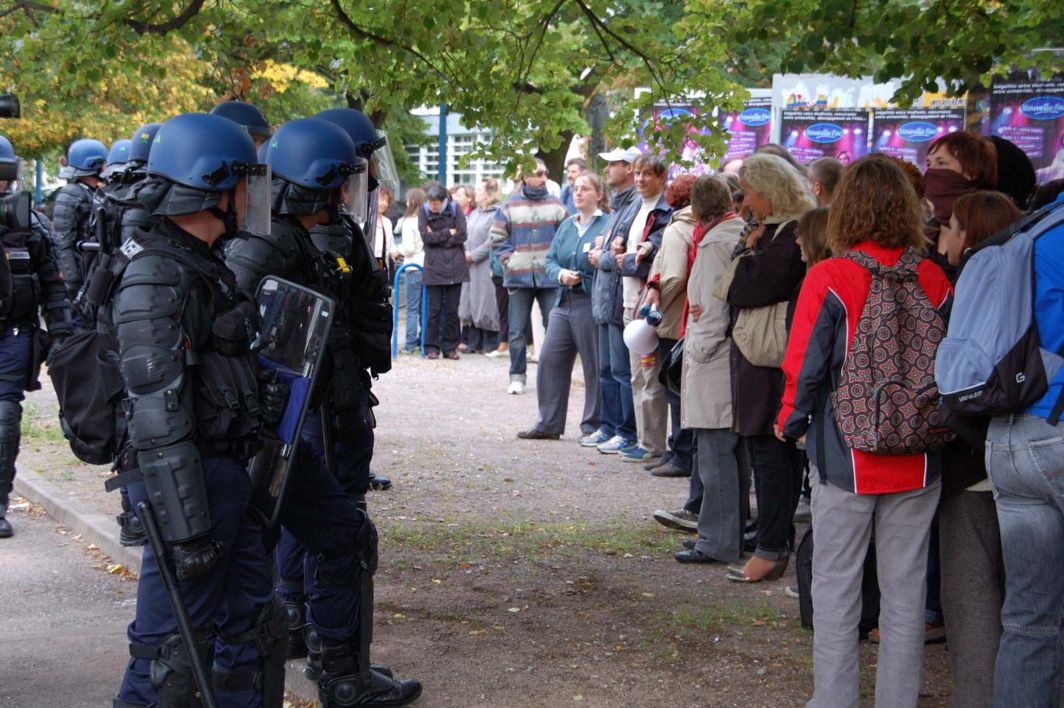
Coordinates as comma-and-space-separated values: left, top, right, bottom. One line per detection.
596, 434, 627, 454
507, 380, 525, 395
652, 508, 698, 531
579, 430, 611, 448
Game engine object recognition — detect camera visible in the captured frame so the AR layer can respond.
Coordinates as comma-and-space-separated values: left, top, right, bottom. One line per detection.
0, 191, 30, 233
0, 94, 20, 119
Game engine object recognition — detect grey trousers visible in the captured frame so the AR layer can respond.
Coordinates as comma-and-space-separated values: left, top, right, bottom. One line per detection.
623, 306, 667, 454
534, 291, 600, 436
939, 490, 1003, 708
808, 478, 940, 708
694, 428, 742, 562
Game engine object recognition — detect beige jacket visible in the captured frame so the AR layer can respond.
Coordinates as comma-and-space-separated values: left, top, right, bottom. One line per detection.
649, 206, 696, 339
680, 216, 744, 430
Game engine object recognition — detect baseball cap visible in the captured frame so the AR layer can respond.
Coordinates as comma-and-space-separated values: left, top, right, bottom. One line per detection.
599, 147, 642, 163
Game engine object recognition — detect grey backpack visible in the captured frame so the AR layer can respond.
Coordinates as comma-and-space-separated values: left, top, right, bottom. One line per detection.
936, 200, 1064, 424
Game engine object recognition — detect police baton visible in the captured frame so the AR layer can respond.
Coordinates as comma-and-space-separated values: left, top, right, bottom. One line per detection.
136, 501, 219, 708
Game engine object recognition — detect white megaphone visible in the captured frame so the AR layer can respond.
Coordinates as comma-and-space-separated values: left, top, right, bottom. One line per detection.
623, 305, 663, 355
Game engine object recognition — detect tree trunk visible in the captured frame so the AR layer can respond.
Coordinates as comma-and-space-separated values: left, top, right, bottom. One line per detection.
537, 130, 574, 187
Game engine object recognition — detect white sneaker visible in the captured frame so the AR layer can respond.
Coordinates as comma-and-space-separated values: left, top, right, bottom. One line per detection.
507, 381, 525, 395
596, 434, 627, 454
485, 349, 506, 359
579, 430, 611, 448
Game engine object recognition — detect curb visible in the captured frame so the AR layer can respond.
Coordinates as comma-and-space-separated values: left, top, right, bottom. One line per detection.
13, 468, 142, 574
12, 468, 322, 702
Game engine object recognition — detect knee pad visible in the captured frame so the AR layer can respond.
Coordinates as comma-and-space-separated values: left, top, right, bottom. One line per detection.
213, 597, 288, 708
130, 633, 211, 708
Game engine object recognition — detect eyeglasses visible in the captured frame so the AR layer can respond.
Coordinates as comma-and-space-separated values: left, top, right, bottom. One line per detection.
533, 170, 546, 177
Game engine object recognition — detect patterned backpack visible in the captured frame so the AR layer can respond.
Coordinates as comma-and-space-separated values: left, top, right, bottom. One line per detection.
832, 249, 954, 455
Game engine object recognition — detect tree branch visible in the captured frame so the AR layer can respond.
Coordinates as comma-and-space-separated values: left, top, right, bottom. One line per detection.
126, 0, 205, 34
329, 0, 447, 81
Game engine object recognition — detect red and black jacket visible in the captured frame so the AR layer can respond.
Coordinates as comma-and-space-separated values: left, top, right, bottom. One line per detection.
777, 242, 953, 494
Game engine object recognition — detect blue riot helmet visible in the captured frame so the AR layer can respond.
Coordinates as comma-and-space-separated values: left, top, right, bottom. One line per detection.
314, 108, 400, 194
66, 138, 108, 178
264, 118, 367, 223
210, 101, 272, 145
127, 122, 161, 169
0, 133, 19, 187
145, 112, 270, 236
102, 139, 131, 180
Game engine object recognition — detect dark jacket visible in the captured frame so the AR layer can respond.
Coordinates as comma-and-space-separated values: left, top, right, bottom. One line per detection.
419, 201, 469, 287
592, 187, 638, 326
725, 220, 805, 437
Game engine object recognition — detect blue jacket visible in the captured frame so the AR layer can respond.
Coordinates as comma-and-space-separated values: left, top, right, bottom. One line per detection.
544, 212, 608, 307
559, 183, 577, 215
1030, 192, 1064, 420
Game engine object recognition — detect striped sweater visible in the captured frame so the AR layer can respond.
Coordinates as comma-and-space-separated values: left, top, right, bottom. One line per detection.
490, 185, 569, 288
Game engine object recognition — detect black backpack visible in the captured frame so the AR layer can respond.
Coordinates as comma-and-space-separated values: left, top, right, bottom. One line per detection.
796, 526, 881, 638
49, 238, 218, 465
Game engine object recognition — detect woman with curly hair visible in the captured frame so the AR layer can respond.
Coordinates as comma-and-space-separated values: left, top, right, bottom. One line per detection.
722, 152, 815, 583
777, 155, 952, 707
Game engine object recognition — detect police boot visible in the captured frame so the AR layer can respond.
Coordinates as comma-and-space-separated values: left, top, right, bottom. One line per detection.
368, 470, 392, 491
317, 641, 421, 707
0, 400, 22, 539
305, 627, 393, 683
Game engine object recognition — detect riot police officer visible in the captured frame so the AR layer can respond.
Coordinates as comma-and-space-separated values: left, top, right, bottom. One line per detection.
103, 122, 161, 547
224, 117, 422, 707
103, 139, 131, 182
0, 133, 73, 538
109, 113, 286, 708
209, 100, 272, 148
315, 108, 397, 495
52, 137, 107, 298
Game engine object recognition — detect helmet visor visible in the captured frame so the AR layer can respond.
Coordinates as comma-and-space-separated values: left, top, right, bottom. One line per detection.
240, 163, 272, 236
0, 159, 20, 185
370, 131, 401, 195
340, 158, 369, 224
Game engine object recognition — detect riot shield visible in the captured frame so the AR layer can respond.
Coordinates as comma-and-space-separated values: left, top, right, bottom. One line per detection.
248, 276, 334, 527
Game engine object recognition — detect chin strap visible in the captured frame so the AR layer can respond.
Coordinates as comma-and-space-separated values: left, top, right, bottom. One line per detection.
208, 188, 238, 237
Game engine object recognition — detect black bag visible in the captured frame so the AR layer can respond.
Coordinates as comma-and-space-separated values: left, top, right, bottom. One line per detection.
658, 336, 684, 395
796, 525, 881, 638
48, 328, 126, 464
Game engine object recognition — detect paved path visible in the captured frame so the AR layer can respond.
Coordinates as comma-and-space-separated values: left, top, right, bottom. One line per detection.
0, 507, 134, 707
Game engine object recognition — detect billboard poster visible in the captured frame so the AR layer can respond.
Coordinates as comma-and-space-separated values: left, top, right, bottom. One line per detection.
636, 90, 773, 176
719, 95, 773, 168
871, 109, 966, 167
989, 77, 1064, 183
779, 109, 870, 165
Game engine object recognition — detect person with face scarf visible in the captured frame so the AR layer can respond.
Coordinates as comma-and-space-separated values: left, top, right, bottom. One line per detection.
923, 131, 998, 245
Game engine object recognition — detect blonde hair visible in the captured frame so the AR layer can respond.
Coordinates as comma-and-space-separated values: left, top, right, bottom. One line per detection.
479, 177, 501, 207
738, 153, 816, 220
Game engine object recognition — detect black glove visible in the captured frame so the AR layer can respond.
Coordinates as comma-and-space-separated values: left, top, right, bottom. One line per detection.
170, 536, 223, 580
260, 380, 290, 429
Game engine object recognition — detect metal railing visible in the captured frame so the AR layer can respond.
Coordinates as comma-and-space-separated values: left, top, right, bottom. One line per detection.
391, 263, 429, 358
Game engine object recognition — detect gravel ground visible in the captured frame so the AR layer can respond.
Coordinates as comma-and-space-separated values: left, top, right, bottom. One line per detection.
20, 353, 952, 706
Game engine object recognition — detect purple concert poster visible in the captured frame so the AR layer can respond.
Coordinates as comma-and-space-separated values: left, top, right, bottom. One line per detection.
989, 77, 1064, 184
719, 96, 773, 168
871, 109, 966, 167
779, 109, 870, 165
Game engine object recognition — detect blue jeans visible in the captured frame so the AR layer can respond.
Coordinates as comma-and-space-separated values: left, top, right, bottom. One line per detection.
404, 269, 423, 351
597, 322, 636, 441
987, 414, 1064, 708
507, 286, 556, 382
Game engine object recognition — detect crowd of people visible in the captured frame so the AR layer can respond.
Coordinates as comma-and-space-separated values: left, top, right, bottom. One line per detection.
390, 133, 1064, 708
